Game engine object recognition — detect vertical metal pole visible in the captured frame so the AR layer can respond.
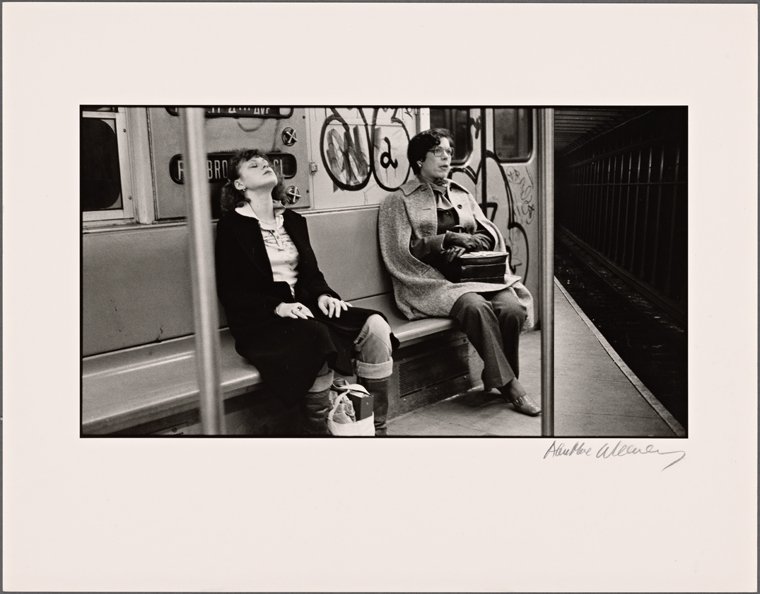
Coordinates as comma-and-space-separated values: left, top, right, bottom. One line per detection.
664, 144, 681, 297
603, 155, 612, 256
613, 153, 624, 262
629, 148, 643, 271
650, 144, 667, 287
538, 109, 555, 436
584, 160, 591, 240
621, 151, 634, 267
639, 146, 654, 278
592, 158, 601, 246
480, 107, 488, 211
180, 108, 225, 435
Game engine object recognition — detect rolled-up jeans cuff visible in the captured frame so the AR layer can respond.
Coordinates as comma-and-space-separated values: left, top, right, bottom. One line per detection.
355, 359, 393, 380
308, 368, 334, 393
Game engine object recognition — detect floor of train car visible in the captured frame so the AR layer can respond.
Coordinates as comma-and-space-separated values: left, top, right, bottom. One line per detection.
388, 281, 681, 437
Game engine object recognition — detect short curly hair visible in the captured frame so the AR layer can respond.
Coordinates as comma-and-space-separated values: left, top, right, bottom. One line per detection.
220, 148, 287, 214
407, 128, 454, 175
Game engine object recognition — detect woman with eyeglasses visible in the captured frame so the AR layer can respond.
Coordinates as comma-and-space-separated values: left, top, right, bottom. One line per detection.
215, 149, 398, 435
378, 129, 540, 416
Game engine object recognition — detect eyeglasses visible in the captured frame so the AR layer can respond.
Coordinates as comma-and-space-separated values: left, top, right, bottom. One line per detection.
428, 146, 455, 158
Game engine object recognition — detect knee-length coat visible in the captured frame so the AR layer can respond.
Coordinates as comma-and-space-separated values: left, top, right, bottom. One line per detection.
378, 177, 534, 327
215, 209, 397, 401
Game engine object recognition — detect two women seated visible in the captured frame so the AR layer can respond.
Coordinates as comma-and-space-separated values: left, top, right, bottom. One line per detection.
214, 130, 539, 437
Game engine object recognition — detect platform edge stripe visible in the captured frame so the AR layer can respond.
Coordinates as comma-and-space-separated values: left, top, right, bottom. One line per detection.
554, 279, 686, 438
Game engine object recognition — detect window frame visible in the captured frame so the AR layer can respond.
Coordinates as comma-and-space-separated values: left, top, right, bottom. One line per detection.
492, 108, 534, 163
81, 108, 136, 222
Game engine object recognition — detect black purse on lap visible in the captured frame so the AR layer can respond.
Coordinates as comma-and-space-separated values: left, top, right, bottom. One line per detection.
446, 251, 509, 283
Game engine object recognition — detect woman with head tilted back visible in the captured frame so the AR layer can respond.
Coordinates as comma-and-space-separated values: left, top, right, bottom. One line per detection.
215, 149, 398, 435
378, 129, 540, 416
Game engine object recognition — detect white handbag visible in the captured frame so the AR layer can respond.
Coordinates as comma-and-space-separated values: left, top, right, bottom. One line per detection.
327, 383, 375, 437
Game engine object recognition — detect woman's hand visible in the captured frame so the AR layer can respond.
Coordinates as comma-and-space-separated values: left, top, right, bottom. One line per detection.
275, 302, 314, 319
442, 246, 467, 263
318, 294, 350, 318
444, 230, 480, 251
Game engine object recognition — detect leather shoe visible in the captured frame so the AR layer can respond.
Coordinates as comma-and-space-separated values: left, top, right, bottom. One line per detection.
509, 393, 541, 416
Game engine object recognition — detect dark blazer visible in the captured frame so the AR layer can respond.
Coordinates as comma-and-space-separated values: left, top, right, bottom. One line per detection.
215, 208, 394, 400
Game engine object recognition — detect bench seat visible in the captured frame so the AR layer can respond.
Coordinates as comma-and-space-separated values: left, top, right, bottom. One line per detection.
350, 295, 455, 344
82, 294, 458, 436
82, 332, 259, 435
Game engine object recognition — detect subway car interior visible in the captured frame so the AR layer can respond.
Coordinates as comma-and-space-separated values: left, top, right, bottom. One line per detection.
81, 106, 687, 437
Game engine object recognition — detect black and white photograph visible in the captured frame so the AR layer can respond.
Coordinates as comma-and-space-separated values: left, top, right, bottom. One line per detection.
81, 105, 687, 439
4, 3, 756, 592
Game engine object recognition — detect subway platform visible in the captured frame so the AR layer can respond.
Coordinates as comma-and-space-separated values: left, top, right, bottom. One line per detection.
387, 280, 685, 438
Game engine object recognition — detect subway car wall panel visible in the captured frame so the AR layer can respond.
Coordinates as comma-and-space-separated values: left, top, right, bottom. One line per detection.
303, 208, 392, 301
307, 107, 420, 210
83, 226, 203, 355
148, 107, 312, 218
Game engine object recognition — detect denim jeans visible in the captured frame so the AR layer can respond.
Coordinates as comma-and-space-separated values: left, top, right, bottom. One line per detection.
353, 314, 393, 380
307, 314, 393, 390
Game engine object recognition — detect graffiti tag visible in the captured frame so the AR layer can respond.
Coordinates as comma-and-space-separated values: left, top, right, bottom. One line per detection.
450, 150, 531, 281
505, 167, 536, 225
319, 108, 414, 192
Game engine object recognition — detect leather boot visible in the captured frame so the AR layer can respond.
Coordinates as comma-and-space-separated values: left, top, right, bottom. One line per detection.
357, 376, 391, 436
302, 387, 332, 436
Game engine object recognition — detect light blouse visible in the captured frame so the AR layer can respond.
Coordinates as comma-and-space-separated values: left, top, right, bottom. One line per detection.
259, 212, 299, 296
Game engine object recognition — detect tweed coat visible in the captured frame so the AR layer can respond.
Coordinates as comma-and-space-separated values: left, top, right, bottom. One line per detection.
215, 208, 397, 401
378, 177, 534, 328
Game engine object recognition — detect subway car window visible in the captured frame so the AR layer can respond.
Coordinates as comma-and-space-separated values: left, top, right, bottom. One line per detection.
493, 108, 532, 161
81, 107, 133, 221
429, 108, 472, 164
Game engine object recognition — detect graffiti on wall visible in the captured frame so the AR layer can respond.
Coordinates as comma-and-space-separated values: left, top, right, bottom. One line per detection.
451, 152, 534, 282
319, 108, 415, 192
317, 107, 534, 282
505, 167, 536, 225
499, 163, 532, 280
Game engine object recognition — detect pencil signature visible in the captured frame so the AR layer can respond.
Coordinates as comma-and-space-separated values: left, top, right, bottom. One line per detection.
543, 440, 686, 471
